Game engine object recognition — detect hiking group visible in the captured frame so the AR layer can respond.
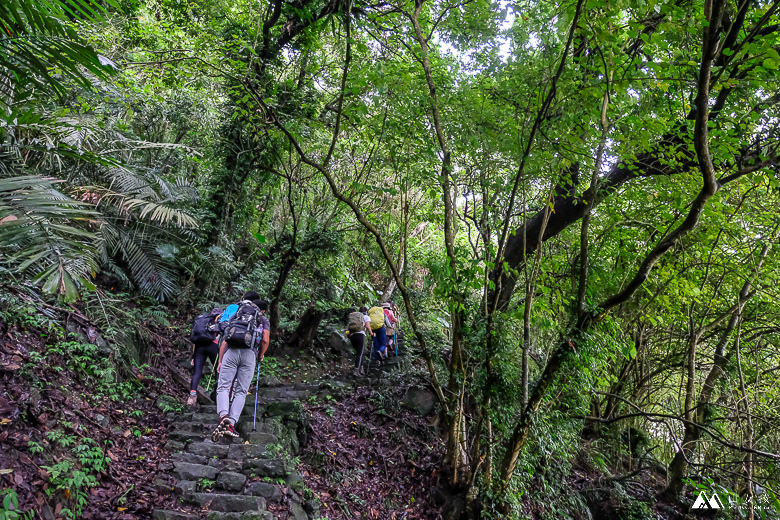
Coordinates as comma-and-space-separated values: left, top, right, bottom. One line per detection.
187, 290, 270, 442
186, 294, 399, 441
346, 302, 399, 376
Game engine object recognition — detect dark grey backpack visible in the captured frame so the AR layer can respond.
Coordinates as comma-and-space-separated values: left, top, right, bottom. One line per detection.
222, 301, 262, 349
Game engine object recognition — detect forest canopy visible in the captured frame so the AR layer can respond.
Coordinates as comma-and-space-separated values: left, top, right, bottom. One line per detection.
2, 0, 780, 516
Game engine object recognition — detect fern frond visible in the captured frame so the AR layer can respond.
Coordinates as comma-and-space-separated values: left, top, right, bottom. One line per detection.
0, 174, 99, 301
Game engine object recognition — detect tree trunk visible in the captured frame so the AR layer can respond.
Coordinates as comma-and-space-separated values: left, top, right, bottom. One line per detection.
380, 255, 403, 303
270, 253, 299, 334
286, 306, 324, 350
661, 424, 698, 501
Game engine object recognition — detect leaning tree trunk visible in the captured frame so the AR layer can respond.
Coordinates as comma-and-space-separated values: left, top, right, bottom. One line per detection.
286, 306, 324, 350
269, 252, 299, 334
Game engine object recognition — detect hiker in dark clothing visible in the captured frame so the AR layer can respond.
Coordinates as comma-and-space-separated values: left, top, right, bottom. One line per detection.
187, 307, 222, 406
347, 306, 373, 376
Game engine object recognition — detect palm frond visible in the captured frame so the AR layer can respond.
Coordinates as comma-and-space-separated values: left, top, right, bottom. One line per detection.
0, 0, 117, 106
101, 222, 178, 301
0, 173, 99, 301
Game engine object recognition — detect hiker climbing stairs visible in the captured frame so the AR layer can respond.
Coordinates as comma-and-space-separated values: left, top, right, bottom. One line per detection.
369, 329, 407, 375
153, 384, 322, 520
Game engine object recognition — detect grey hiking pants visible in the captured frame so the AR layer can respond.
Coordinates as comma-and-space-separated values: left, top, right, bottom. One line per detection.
216, 347, 256, 424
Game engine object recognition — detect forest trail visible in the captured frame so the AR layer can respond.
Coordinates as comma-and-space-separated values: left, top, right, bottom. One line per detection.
153, 384, 322, 520
154, 330, 411, 520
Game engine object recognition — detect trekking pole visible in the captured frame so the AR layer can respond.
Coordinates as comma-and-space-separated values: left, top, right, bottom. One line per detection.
204, 362, 216, 394
252, 358, 263, 432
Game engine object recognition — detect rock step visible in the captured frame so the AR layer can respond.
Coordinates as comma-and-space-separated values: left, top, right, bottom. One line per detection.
174, 455, 288, 478
177, 415, 280, 436
242, 457, 288, 477
175, 420, 280, 435
169, 430, 211, 442
173, 480, 285, 503
169, 430, 252, 443
187, 493, 267, 512
185, 438, 276, 458
175, 421, 219, 432
173, 461, 219, 481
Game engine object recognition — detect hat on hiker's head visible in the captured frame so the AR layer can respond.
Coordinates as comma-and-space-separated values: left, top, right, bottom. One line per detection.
243, 290, 261, 304
211, 307, 223, 315
381, 302, 391, 309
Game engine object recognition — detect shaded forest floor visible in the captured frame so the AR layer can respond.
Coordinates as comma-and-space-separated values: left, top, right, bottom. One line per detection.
0, 315, 186, 519
300, 386, 446, 520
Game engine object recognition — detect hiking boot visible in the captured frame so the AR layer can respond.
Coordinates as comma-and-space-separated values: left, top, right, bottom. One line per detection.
186, 393, 197, 407
223, 422, 240, 439
211, 416, 231, 442
353, 368, 362, 377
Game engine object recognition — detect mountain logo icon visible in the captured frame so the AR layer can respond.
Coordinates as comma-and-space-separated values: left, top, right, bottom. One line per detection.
692, 492, 723, 510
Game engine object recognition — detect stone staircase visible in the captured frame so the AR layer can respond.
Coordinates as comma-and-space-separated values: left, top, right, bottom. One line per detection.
153, 384, 322, 520
154, 329, 411, 520
366, 329, 407, 375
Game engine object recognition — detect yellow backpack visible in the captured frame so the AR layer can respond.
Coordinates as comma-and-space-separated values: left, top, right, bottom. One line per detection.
368, 307, 385, 330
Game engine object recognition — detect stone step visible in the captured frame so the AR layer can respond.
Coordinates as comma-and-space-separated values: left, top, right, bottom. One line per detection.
177, 413, 275, 432
236, 422, 279, 438
174, 481, 196, 496
227, 442, 273, 460
170, 432, 248, 444
187, 441, 230, 459
198, 405, 257, 417
245, 431, 278, 445
188, 493, 266, 512
242, 457, 288, 478
172, 452, 209, 466
244, 482, 284, 503
173, 462, 219, 481
216, 471, 247, 492
176, 421, 217, 432
208, 458, 244, 473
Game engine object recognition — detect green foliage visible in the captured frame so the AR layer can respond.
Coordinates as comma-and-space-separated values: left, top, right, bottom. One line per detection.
41, 458, 98, 518
0, 293, 58, 331
196, 478, 215, 492
0, 0, 115, 106
0, 489, 33, 520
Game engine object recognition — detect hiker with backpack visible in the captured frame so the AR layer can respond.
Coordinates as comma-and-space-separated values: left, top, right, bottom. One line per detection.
211, 291, 270, 441
382, 302, 398, 356
367, 305, 389, 364
187, 307, 223, 406
346, 306, 373, 376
